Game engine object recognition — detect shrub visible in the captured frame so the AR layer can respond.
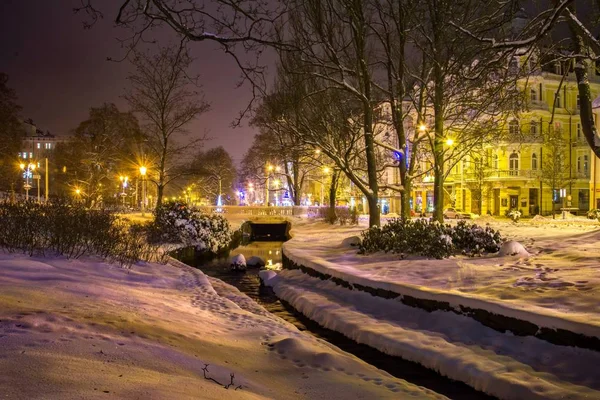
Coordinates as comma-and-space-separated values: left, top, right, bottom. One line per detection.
359, 218, 502, 259
506, 209, 521, 222
451, 220, 502, 256
587, 209, 600, 220
150, 202, 233, 253
0, 201, 164, 267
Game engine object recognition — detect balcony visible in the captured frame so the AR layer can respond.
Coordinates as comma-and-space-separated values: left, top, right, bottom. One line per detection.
450, 170, 541, 181
529, 100, 549, 111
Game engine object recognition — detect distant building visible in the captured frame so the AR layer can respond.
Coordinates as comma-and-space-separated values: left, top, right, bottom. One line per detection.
18, 119, 66, 162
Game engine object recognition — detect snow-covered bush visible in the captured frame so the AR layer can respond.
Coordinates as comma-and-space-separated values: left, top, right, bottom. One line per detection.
150, 202, 233, 253
359, 218, 455, 259
506, 209, 521, 222
587, 209, 600, 220
0, 201, 164, 266
451, 220, 502, 256
359, 218, 502, 259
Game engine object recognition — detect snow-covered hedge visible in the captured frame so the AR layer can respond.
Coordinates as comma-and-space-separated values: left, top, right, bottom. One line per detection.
150, 202, 233, 253
0, 201, 164, 266
359, 218, 501, 259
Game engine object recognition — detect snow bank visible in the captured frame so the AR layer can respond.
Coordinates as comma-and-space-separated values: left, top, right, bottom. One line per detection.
281, 222, 600, 339
246, 256, 266, 267
341, 235, 361, 248
270, 269, 600, 400
230, 253, 247, 270
0, 252, 443, 399
498, 240, 530, 256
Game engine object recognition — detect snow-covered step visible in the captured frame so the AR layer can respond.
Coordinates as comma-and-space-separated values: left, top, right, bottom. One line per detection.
262, 269, 600, 400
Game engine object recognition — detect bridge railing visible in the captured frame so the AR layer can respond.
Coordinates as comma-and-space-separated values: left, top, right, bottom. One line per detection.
193, 205, 356, 219
194, 205, 312, 216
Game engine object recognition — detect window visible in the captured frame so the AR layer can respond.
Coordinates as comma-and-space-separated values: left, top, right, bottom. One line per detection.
529, 58, 536, 72
577, 154, 590, 176
45, 143, 51, 149
555, 62, 563, 75
509, 120, 520, 135
36, 143, 41, 149
530, 120, 538, 135
492, 153, 499, 169
577, 95, 581, 110
509, 57, 519, 73
531, 153, 538, 170
509, 152, 519, 175
555, 91, 561, 108
29, 152, 33, 158
530, 88, 537, 102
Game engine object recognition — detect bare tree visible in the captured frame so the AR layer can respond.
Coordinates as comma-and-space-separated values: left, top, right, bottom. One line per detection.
449, 1, 600, 158
250, 104, 317, 206
404, 0, 527, 222
0, 73, 25, 192
190, 146, 236, 204
55, 103, 142, 207
124, 44, 210, 207
541, 126, 573, 219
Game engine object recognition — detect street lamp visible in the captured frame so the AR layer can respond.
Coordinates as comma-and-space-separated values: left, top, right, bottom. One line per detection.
119, 176, 129, 207
139, 166, 147, 216
273, 179, 281, 206
266, 164, 274, 205
20, 162, 36, 201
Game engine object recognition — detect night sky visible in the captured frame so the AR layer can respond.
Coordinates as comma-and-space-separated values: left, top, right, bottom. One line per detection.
0, 0, 265, 163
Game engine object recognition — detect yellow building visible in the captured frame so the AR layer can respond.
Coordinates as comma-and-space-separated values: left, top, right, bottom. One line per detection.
410, 58, 600, 217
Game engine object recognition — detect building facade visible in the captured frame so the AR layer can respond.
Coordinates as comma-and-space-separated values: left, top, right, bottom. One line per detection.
18, 119, 66, 162
408, 58, 600, 217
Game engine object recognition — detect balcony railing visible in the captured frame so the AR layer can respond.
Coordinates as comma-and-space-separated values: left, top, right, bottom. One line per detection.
449, 169, 541, 181
448, 169, 591, 182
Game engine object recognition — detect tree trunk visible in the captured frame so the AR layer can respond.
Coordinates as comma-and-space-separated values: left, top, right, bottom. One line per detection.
328, 170, 340, 223
293, 162, 301, 206
156, 184, 165, 208
567, 17, 600, 158
400, 177, 411, 219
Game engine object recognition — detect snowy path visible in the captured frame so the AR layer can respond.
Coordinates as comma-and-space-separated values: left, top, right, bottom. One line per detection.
0, 252, 444, 399
264, 269, 600, 400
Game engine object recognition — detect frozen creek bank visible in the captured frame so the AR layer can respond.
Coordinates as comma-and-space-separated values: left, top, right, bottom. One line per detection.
263, 222, 600, 400
0, 252, 443, 399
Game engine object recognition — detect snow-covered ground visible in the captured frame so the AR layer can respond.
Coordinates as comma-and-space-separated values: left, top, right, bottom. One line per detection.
263, 269, 600, 400
0, 252, 444, 399
263, 218, 600, 399
282, 219, 600, 330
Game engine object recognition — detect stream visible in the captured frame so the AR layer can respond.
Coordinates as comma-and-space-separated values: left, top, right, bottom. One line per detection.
171, 241, 496, 400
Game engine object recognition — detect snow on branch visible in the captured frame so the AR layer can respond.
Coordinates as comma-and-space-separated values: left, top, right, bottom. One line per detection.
450, 0, 574, 50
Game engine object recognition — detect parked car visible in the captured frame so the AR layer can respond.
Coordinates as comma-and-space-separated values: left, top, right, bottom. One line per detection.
443, 207, 478, 219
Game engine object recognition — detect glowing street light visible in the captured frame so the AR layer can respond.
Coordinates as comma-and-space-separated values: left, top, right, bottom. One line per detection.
139, 166, 147, 216
20, 162, 36, 201
419, 124, 427, 132
119, 176, 129, 207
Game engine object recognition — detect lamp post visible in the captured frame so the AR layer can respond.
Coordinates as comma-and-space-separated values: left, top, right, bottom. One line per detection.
119, 176, 129, 207
266, 164, 274, 205
139, 166, 147, 216
20, 162, 36, 201
273, 179, 281, 206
